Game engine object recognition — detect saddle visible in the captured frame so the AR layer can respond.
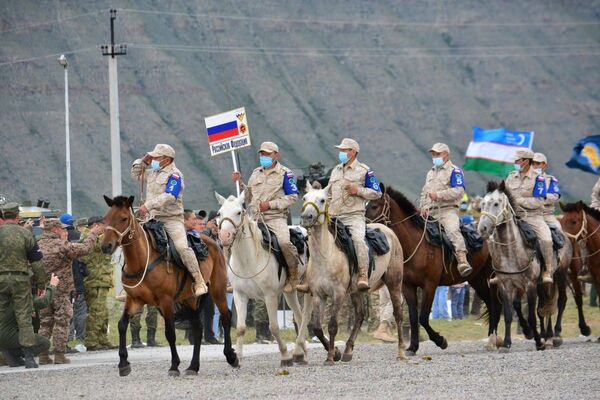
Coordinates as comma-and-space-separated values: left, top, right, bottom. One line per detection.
425, 219, 484, 262
549, 226, 565, 251
257, 222, 307, 279
328, 218, 390, 278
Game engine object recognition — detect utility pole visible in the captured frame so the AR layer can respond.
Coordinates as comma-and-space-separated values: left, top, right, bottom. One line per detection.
101, 9, 126, 197
57, 54, 71, 214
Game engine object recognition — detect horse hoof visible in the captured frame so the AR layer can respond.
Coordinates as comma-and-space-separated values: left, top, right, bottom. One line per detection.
333, 347, 342, 362
280, 358, 293, 367
405, 350, 416, 357
484, 345, 496, 351
119, 364, 131, 377
536, 344, 545, 351
341, 353, 353, 362
230, 357, 240, 369
498, 347, 510, 354
523, 330, 534, 340
552, 337, 563, 348
168, 369, 180, 377
496, 337, 505, 347
184, 369, 198, 377
439, 337, 448, 350
580, 325, 591, 337
293, 354, 307, 365
323, 360, 334, 366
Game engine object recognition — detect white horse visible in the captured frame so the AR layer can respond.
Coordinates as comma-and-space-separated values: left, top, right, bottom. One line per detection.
215, 191, 306, 366
293, 182, 406, 365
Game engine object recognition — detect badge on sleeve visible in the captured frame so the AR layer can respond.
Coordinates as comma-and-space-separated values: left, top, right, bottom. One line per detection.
283, 172, 299, 195
533, 175, 547, 198
548, 177, 561, 196
450, 169, 465, 188
165, 174, 182, 199
364, 170, 381, 192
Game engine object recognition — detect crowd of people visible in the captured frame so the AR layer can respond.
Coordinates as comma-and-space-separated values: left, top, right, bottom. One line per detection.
1, 137, 599, 369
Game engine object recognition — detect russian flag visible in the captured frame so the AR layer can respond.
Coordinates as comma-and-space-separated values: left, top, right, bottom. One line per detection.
207, 120, 239, 143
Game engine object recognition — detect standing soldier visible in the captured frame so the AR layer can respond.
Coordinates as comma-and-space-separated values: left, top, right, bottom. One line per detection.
129, 305, 158, 348
499, 149, 553, 285
82, 216, 116, 351
419, 143, 472, 277
231, 141, 300, 292
37, 219, 102, 364
132, 143, 207, 296
0, 202, 46, 368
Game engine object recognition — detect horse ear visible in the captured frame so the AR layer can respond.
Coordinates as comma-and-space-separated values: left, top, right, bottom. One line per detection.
499, 181, 506, 192
379, 182, 386, 193
127, 196, 135, 208
304, 179, 313, 192
559, 201, 565, 211
103, 195, 114, 207
215, 191, 227, 205
237, 191, 245, 205
577, 200, 585, 211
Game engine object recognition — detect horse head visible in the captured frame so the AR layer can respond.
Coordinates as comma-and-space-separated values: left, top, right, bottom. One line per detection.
365, 182, 387, 223
300, 179, 329, 228
215, 190, 245, 246
478, 181, 510, 239
560, 201, 587, 240
101, 194, 135, 254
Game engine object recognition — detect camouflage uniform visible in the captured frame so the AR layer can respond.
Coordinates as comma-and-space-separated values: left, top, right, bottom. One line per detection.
591, 177, 600, 210
130, 305, 158, 346
82, 231, 114, 348
241, 142, 299, 291
0, 207, 45, 351
132, 144, 206, 294
37, 221, 97, 353
419, 148, 471, 275
326, 139, 382, 287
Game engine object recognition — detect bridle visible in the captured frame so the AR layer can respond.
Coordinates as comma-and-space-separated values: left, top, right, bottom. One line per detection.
218, 209, 247, 246
104, 208, 136, 246
480, 193, 515, 239
366, 194, 391, 225
300, 200, 330, 228
564, 211, 591, 242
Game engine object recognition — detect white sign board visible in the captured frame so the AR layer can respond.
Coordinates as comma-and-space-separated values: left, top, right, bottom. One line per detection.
204, 107, 251, 156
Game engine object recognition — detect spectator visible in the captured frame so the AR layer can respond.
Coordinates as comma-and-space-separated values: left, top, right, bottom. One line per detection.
372, 286, 396, 342
431, 286, 450, 320
450, 282, 467, 320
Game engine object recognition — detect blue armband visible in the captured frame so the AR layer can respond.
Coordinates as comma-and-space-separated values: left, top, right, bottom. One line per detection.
364, 170, 381, 192
165, 174, 182, 199
547, 178, 561, 196
450, 169, 465, 188
283, 172, 299, 195
533, 175, 547, 198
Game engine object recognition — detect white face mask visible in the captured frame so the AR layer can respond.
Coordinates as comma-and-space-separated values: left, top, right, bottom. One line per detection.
533, 168, 543, 175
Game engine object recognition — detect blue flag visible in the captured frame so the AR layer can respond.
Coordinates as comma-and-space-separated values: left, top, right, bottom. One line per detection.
566, 135, 600, 175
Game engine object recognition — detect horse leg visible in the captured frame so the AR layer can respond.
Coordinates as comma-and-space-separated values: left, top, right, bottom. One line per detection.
232, 292, 249, 365
184, 301, 203, 376
527, 287, 544, 351
499, 290, 513, 352
293, 293, 313, 364
553, 272, 567, 344
264, 294, 292, 367
485, 285, 499, 351
117, 309, 131, 376
160, 301, 181, 376
419, 283, 447, 350
213, 291, 238, 368
570, 269, 591, 337
513, 297, 533, 339
324, 294, 344, 365
342, 292, 365, 362
282, 291, 306, 364
387, 281, 406, 360
403, 283, 419, 356
310, 296, 330, 353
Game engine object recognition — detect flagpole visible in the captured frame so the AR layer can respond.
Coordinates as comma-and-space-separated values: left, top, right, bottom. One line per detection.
231, 150, 240, 196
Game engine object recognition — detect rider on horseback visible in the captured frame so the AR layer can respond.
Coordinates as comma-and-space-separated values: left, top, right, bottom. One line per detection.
501, 148, 554, 285
592, 176, 600, 210
231, 141, 301, 293
419, 143, 472, 277
132, 144, 208, 297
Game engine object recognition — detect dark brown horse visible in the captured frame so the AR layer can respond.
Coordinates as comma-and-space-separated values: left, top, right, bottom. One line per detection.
366, 184, 499, 355
101, 195, 238, 376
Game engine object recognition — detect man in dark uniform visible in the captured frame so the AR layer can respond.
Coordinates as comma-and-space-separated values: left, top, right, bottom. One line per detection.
0, 202, 46, 368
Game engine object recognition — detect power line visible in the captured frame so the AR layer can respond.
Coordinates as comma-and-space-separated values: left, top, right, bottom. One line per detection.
0, 46, 99, 67
0, 10, 107, 34
119, 7, 600, 28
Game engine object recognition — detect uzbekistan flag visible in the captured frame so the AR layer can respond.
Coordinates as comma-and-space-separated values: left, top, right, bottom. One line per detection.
207, 120, 240, 143
463, 127, 534, 177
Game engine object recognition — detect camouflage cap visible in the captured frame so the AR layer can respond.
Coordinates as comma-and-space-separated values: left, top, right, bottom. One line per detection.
75, 218, 88, 227
258, 141, 279, 153
87, 216, 104, 226
429, 143, 450, 154
513, 149, 534, 161
0, 202, 19, 219
148, 143, 176, 158
335, 138, 360, 152
533, 152, 547, 163
43, 219, 64, 230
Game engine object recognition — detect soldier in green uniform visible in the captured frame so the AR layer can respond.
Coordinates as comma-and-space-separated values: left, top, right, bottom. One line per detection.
0, 202, 46, 368
0, 274, 59, 366
130, 305, 159, 347
82, 217, 116, 350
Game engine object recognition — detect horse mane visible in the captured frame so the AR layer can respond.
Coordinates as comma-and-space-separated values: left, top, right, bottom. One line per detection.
112, 196, 133, 208
385, 186, 424, 229
563, 201, 600, 221
487, 180, 518, 212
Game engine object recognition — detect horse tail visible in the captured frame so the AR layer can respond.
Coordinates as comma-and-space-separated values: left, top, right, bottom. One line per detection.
538, 282, 558, 318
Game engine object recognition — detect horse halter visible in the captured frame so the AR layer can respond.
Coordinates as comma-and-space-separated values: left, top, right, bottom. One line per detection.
366, 194, 391, 225
218, 209, 246, 245
564, 211, 588, 242
104, 208, 136, 246
301, 200, 330, 228
480, 194, 514, 234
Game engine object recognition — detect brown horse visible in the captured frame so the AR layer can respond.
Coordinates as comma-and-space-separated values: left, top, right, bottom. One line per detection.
366, 184, 499, 356
101, 195, 238, 376
561, 201, 600, 303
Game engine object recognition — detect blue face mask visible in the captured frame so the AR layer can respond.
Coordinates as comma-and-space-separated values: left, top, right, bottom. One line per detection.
259, 156, 273, 168
150, 160, 161, 170
514, 163, 522, 172
432, 157, 444, 167
338, 151, 349, 163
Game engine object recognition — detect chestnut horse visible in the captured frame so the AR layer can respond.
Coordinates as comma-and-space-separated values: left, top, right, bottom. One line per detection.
366, 184, 499, 356
101, 195, 238, 376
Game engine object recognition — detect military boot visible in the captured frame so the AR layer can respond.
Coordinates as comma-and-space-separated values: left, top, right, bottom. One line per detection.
22, 347, 38, 369
488, 275, 500, 286
53, 352, 70, 364
38, 351, 53, 365
373, 321, 397, 343
2, 350, 25, 367
131, 327, 145, 348
282, 247, 300, 293
192, 270, 208, 297
577, 265, 593, 283
146, 329, 160, 347
357, 267, 370, 292
457, 251, 473, 277
541, 270, 553, 284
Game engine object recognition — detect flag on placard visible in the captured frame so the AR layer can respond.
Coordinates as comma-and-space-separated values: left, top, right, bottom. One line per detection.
566, 135, 600, 175
204, 107, 251, 156
463, 127, 534, 177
